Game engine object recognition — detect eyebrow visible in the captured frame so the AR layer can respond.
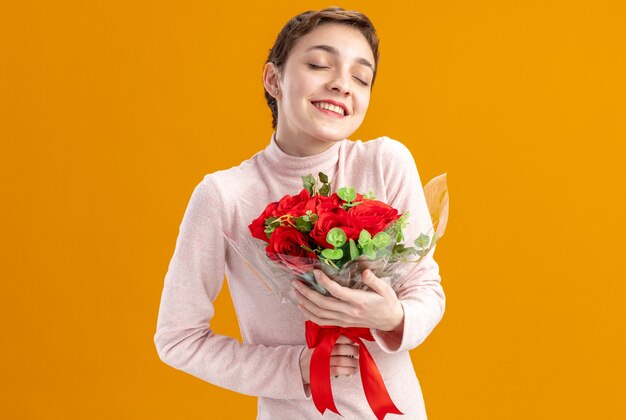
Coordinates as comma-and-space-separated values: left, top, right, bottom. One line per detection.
305, 44, 375, 72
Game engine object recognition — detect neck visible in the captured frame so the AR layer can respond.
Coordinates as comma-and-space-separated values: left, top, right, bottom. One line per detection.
274, 132, 338, 157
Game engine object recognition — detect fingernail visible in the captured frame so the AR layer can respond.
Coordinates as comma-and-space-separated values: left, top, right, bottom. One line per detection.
313, 270, 320, 281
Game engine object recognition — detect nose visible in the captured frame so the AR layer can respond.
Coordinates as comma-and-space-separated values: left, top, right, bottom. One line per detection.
327, 70, 351, 95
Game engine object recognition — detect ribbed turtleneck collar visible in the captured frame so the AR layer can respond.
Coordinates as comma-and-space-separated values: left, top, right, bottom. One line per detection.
261, 132, 343, 173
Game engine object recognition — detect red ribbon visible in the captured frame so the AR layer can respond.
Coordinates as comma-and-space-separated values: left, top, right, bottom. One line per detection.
305, 320, 404, 420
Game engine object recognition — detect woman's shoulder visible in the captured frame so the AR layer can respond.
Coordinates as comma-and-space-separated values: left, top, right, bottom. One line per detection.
347, 135, 415, 163
198, 153, 261, 191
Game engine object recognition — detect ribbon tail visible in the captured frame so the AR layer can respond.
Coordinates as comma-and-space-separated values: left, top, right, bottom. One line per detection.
307, 324, 341, 416
357, 342, 404, 420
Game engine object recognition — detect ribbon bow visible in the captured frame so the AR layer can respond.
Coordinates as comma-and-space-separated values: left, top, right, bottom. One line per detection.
305, 320, 404, 420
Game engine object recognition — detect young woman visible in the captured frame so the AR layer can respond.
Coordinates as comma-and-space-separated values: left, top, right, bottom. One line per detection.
154, 7, 445, 419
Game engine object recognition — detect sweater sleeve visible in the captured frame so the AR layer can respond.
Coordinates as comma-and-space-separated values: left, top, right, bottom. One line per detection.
370, 137, 446, 353
153, 176, 311, 399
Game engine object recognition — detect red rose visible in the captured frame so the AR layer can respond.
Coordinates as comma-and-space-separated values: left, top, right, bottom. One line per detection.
265, 226, 317, 268
277, 188, 311, 218
348, 200, 400, 236
248, 201, 279, 242
305, 192, 341, 215
310, 207, 363, 249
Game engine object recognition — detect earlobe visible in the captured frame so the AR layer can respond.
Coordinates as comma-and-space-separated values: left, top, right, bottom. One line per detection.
263, 62, 281, 98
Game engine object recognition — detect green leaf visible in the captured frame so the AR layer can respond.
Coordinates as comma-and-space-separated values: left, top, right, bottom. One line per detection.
391, 243, 409, 257
363, 190, 376, 199
293, 217, 313, 232
349, 239, 360, 260
337, 186, 356, 203
301, 212, 318, 223
326, 227, 347, 247
269, 217, 279, 227
358, 229, 372, 247
387, 212, 409, 242
372, 231, 391, 248
319, 184, 330, 197
341, 201, 363, 209
415, 233, 430, 250
302, 174, 315, 195
318, 172, 329, 184
363, 244, 376, 259
321, 248, 343, 259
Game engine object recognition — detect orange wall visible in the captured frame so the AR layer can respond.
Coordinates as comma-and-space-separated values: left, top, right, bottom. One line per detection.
1, 1, 625, 419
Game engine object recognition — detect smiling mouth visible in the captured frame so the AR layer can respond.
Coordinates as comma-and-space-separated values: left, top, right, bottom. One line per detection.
311, 101, 348, 118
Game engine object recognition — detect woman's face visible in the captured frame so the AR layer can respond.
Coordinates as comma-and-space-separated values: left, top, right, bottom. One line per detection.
266, 23, 376, 154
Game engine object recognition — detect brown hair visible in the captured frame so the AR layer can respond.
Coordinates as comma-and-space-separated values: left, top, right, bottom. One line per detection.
264, 6, 380, 129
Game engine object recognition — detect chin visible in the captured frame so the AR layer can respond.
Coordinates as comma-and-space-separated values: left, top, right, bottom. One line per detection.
312, 126, 357, 142
320, 133, 346, 142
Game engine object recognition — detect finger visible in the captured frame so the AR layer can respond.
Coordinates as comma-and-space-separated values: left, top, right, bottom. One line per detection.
314, 270, 354, 302
329, 355, 359, 368
296, 298, 362, 328
297, 301, 346, 326
295, 289, 353, 324
331, 366, 358, 377
293, 281, 353, 314
361, 269, 390, 296
331, 344, 359, 358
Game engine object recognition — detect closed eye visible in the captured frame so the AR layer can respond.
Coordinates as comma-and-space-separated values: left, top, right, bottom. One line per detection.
354, 77, 369, 86
308, 63, 369, 87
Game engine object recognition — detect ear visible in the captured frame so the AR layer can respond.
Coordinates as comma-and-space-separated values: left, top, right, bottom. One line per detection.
262, 62, 281, 98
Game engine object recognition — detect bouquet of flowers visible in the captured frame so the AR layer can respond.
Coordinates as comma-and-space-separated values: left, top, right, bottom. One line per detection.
223, 172, 449, 419
227, 172, 448, 302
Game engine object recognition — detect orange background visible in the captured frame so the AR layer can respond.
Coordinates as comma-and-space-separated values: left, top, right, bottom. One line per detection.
1, 1, 625, 419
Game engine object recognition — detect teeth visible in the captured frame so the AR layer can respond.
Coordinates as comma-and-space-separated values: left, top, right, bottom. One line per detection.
313, 101, 345, 116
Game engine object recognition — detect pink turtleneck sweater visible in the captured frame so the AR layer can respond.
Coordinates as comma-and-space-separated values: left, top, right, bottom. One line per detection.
154, 132, 445, 419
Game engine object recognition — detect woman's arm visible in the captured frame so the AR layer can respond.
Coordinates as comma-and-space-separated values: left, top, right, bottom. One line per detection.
154, 177, 311, 399
369, 137, 446, 353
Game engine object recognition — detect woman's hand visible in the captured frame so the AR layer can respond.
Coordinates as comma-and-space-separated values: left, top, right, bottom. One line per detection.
300, 335, 360, 384
292, 269, 404, 332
